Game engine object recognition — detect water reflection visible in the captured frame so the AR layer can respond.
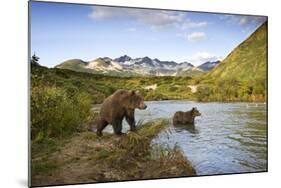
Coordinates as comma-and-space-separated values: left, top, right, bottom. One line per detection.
174, 123, 199, 134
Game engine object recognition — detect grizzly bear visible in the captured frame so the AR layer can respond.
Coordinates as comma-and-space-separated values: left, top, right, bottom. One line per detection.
173, 107, 201, 125
96, 89, 147, 136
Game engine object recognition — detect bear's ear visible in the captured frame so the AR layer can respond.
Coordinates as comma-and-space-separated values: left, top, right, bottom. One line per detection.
191, 108, 195, 114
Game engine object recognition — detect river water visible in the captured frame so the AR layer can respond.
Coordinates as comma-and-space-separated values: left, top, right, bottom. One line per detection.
93, 100, 267, 176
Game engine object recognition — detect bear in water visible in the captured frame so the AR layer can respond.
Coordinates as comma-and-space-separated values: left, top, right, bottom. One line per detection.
173, 107, 201, 125
96, 89, 147, 136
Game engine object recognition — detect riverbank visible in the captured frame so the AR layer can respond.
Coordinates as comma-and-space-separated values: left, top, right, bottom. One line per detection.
31, 119, 196, 187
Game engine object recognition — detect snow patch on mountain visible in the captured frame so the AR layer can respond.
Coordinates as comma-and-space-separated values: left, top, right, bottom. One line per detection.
57, 55, 220, 77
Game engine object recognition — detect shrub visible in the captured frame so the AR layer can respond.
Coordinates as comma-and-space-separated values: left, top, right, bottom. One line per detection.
144, 91, 167, 101
31, 86, 92, 142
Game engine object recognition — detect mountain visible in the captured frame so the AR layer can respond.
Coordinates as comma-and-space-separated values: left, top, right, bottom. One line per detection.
204, 22, 267, 82
197, 61, 220, 71
178, 62, 194, 69
55, 59, 89, 72
115, 56, 178, 69
197, 21, 267, 102
114, 55, 132, 63
55, 55, 208, 77
86, 58, 123, 72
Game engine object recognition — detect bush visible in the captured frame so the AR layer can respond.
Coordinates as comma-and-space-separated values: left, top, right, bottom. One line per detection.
144, 91, 168, 101
31, 86, 92, 142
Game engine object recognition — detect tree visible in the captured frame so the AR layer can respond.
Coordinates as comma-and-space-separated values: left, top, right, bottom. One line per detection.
30, 53, 40, 65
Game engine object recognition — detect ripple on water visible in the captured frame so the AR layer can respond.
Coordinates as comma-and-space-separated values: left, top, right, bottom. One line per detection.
92, 101, 267, 175
148, 101, 267, 175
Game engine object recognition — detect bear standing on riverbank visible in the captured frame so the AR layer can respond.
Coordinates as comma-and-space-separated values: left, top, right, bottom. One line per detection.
96, 89, 147, 136
173, 107, 201, 125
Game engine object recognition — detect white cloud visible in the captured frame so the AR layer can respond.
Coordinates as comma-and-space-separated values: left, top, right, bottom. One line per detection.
187, 32, 206, 42
239, 17, 248, 25
89, 6, 185, 27
220, 15, 267, 26
127, 27, 136, 32
138, 11, 184, 26
89, 6, 210, 31
181, 21, 208, 29
89, 6, 125, 19
187, 52, 223, 65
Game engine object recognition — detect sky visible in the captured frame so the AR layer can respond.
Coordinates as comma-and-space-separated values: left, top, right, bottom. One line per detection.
30, 1, 267, 67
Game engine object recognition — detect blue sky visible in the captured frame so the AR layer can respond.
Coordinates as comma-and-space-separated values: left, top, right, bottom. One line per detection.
30, 1, 267, 67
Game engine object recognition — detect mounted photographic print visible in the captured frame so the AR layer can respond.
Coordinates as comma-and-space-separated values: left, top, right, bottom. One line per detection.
29, 0, 268, 187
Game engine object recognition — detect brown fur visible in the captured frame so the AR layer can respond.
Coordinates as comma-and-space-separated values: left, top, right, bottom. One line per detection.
173, 107, 201, 125
96, 89, 147, 136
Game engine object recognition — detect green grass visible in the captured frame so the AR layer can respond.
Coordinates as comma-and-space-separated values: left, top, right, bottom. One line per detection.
204, 22, 267, 82
32, 64, 194, 104
32, 159, 58, 177
94, 149, 114, 160
195, 22, 267, 102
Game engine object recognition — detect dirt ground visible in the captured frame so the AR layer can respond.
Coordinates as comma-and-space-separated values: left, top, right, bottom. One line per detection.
31, 120, 196, 187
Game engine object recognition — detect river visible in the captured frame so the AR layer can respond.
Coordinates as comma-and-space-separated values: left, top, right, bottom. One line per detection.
93, 100, 267, 176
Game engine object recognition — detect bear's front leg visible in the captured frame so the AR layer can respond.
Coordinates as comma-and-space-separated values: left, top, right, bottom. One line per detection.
125, 109, 136, 131
112, 120, 124, 135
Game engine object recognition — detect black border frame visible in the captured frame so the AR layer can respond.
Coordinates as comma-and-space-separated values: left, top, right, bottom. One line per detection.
28, 0, 269, 187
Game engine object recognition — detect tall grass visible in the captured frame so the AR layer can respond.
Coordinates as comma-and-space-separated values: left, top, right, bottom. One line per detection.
31, 85, 92, 143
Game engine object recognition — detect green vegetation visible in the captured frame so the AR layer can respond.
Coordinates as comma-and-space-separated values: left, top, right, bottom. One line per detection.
195, 22, 267, 102
31, 64, 95, 166
31, 119, 196, 186
176, 68, 204, 77
32, 64, 194, 104
31, 86, 92, 141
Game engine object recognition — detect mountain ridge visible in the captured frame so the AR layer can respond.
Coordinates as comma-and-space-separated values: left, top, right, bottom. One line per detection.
196, 21, 267, 102
204, 22, 267, 81
55, 55, 220, 77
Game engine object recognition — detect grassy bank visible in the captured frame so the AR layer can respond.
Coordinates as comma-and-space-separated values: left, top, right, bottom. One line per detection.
31, 119, 196, 187
193, 80, 266, 102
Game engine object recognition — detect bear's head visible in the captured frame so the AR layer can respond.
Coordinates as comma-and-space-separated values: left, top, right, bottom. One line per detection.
129, 90, 147, 110
191, 107, 201, 117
